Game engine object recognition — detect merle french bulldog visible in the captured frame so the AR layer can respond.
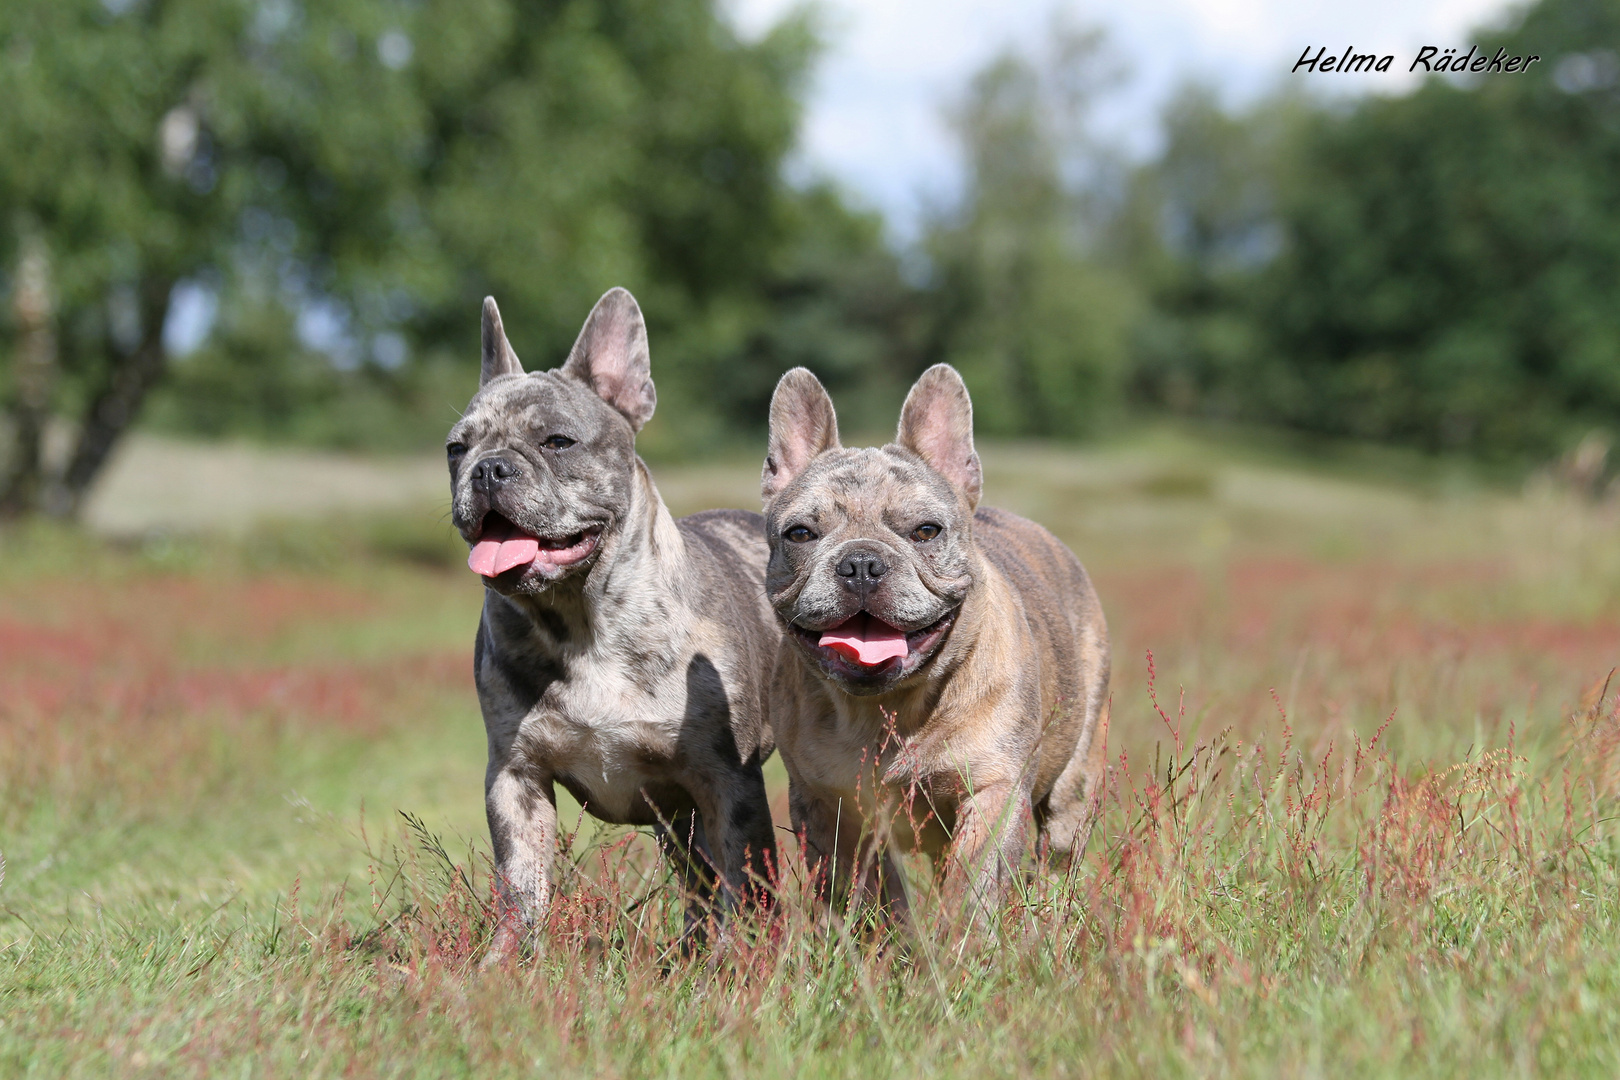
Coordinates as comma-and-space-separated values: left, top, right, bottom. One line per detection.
447, 289, 779, 963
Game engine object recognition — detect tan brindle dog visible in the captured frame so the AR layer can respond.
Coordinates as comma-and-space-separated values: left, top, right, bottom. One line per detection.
761, 364, 1110, 921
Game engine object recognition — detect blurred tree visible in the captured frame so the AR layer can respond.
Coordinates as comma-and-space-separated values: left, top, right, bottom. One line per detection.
1257, 0, 1620, 454
919, 23, 1137, 438
0, 0, 440, 515
1120, 85, 1303, 421
662, 182, 922, 443
0, 0, 911, 516
1128, 0, 1620, 458
0, 232, 55, 516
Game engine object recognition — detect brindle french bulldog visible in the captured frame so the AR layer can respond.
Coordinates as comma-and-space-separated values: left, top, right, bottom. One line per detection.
448, 289, 779, 964
760, 364, 1110, 922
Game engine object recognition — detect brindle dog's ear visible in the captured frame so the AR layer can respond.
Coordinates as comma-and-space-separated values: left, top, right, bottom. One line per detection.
763, 367, 840, 502
897, 363, 982, 509
481, 297, 524, 386
561, 287, 656, 431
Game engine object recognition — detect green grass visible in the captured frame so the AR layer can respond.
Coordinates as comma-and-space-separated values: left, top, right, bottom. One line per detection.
2, 436, 1619, 1077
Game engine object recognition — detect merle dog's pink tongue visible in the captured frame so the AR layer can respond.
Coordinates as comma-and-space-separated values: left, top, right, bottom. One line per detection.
468, 536, 540, 577
468, 519, 541, 578
819, 613, 909, 666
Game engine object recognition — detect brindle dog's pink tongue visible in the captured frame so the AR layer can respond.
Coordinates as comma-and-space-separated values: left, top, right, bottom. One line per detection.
819, 614, 909, 666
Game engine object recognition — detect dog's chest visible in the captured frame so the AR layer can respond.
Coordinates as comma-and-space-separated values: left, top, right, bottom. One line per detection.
791, 706, 923, 794
791, 712, 884, 794
516, 663, 692, 820
786, 709, 961, 851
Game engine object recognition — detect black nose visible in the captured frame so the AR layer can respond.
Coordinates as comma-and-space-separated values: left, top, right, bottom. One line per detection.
471, 456, 520, 494
836, 548, 888, 592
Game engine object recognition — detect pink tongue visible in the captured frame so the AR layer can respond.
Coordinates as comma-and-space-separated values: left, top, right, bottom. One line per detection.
819, 614, 909, 667
468, 532, 541, 578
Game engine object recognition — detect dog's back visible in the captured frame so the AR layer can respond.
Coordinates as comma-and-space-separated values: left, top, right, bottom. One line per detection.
678, 508, 767, 582
677, 508, 777, 757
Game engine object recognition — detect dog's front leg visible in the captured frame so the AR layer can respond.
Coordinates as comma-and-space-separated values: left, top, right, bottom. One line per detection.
789, 784, 906, 924
481, 765, 557, 969
790, 783, 857, 911
942, 780, 1030, 927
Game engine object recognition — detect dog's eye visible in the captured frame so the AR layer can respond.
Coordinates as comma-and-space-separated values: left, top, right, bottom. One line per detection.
446, 442, 468, 460
784, 526, 817, 544
910, 523, 942, 542
542, 435, 575, 451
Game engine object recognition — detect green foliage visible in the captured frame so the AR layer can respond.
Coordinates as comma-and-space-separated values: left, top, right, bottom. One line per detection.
0, 0, 913, 476
1132, 0, 1620, 458
13, 0, 1620, 469
1120, 85, 1304, 420
920, 28, 1137, 439
650, 183, 923, 447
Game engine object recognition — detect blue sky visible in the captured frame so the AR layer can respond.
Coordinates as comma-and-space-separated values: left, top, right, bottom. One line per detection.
726, 0, 1521, 237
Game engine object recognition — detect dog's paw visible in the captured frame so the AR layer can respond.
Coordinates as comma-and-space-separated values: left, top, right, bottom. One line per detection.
477, 917, 528, 972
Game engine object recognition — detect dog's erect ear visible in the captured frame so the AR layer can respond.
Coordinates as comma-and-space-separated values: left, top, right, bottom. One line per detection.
560, 287, 656, 431
763, 368, 840, 502
481, 297, 524, 386
897, 363, 982, 509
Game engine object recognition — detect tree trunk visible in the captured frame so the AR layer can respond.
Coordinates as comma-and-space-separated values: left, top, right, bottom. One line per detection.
0, 234, 58, 519
52, 275, 175, 519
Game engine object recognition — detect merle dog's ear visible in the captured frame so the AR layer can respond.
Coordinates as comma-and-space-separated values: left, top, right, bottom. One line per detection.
481, 297, 524, 386
560, 287, 656, 431
897, 363, 982, 509
763, 367, 840, 502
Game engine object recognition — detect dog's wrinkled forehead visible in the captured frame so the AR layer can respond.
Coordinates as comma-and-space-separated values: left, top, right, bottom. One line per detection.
455, 371, 624, 448
771, 446, 964, 531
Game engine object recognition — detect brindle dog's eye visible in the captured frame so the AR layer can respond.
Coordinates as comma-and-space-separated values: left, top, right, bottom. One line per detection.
910, 523, 942, 542
542, 435, 575, 451
785, 526, 817, 544
446, 442, 468, 460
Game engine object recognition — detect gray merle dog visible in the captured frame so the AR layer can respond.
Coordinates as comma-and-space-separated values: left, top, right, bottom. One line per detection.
447, 289, 779, 965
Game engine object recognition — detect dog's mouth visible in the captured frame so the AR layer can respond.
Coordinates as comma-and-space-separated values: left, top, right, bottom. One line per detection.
467, 512, 602, 580
792, 609, 957, 680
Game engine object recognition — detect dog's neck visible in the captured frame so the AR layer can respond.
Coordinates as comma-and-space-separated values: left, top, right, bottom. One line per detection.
496, 457, 694, 659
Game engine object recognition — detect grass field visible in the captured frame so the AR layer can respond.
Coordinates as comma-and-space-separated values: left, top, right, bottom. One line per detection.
3, 432, 1619, 1077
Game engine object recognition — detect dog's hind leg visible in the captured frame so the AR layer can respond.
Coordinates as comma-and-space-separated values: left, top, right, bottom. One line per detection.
699, 767, 780, 916
1037, 698, 1109, 867
654, 811, 720, 946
